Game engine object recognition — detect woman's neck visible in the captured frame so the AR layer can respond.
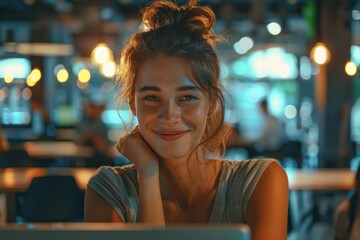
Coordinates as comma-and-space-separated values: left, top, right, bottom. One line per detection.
158, 149, 206, 186
158, 151, 221, 207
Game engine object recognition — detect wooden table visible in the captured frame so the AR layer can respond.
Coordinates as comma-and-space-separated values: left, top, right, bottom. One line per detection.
1, 167, 352, 193
286, 168, 355, 230
0, 168, 95, 192
0, 167, 355, 224
286, 168, 355, 190
23, 141, 94, 159
0, 168, 355, 192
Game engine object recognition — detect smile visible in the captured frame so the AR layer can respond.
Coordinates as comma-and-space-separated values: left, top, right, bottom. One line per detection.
154, 130, 188, 141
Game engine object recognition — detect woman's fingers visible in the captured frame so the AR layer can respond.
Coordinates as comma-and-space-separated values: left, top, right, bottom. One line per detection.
116, 127, 159, 175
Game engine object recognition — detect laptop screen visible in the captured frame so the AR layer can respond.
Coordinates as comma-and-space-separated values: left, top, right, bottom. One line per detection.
0, 223, 251, 240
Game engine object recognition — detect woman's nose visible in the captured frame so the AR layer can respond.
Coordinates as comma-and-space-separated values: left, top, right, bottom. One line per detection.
159, 101, 181, 124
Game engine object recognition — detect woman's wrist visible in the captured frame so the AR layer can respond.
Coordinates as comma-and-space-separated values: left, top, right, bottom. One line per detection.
136, 162, 164, 225
136, 162, 159, 178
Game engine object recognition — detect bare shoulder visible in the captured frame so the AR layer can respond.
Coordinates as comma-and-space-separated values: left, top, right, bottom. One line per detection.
252, 160, 288, 200
246, 160, 289, 240
261, 160, 288, 186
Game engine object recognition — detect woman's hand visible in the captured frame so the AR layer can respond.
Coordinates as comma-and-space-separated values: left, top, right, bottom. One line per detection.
116, 126, 159, 177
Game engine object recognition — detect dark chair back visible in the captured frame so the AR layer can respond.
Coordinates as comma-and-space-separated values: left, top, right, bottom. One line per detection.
17, 175, 84, 222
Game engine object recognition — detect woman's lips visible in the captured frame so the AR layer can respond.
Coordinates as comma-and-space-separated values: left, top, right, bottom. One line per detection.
154, 130, 188, 141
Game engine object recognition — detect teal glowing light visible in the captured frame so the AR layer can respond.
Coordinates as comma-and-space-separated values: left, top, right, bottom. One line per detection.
0, 58, 31, 79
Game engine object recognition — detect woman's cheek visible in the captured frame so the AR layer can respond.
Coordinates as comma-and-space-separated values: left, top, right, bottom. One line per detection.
184, 105, 209, 122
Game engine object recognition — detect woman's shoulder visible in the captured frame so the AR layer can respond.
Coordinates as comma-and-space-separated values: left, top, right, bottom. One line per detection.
219, 158, 279, 171
218, 158, 286, 197
86, 164, 139, 222
215, 158, 282, 189
211, 158, 285, 223
89, 164, 137, 186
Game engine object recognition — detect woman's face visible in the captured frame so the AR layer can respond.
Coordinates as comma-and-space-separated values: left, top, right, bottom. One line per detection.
133, 54, 212, 160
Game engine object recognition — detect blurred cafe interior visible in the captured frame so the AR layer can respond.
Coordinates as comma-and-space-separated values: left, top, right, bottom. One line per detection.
0, 0, 360, 239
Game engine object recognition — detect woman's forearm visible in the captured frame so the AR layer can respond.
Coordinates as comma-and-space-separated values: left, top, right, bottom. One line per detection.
137, 171, 165, 226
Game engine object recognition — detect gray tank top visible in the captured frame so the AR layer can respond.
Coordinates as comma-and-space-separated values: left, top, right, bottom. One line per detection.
87, 158, 277, 223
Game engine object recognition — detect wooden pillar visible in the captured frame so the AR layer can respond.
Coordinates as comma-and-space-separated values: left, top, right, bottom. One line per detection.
315, 0, 353, 167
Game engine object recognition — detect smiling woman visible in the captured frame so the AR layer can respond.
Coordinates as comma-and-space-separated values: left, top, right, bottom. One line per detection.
84, 1, 288, 240
134, 54, 211, 161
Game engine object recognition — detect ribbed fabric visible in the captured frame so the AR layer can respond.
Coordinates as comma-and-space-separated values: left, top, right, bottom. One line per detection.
87, 158, 277, 223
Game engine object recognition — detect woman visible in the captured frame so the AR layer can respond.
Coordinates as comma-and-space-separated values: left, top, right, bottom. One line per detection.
85, 1, 288, 239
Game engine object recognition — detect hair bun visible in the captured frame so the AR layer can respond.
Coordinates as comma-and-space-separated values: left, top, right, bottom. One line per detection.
141, 0, 219, 45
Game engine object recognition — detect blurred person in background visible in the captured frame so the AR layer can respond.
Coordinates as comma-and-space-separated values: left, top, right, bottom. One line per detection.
334, 164, 360, 240
254, 99, 286, 154
84, 1, 288, 239
0, 126, 9, 151
76, 101, 113, 166
229, 99, 287, 159
30, 99, 54, 140
242, 99, 286, 160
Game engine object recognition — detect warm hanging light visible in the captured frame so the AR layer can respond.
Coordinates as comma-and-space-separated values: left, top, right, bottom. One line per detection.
345, 61, 357, 76
100, 60, 116, 78
309, 42, 331, 65
4, 72, 14, 84
57, 69, 69, 83
78, 69, 91, 83
90, 43, 114, 65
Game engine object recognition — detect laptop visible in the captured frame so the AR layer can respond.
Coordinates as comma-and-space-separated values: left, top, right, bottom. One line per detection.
0, 222, 251, 240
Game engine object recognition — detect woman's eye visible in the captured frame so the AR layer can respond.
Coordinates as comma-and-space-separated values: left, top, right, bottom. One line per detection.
178, 95, 198, 102
144, 96, 160, 102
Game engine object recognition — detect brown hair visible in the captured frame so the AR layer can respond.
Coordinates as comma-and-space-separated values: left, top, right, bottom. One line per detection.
116, 0, 231, 156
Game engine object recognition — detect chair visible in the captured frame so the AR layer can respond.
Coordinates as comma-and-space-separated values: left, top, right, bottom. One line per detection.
17, 175, 85, 222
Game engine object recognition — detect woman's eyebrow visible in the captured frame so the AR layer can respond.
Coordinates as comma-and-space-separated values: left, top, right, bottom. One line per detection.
138, 85, 201, 93
139, 86, 160, 92
176, 86, 201, 91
